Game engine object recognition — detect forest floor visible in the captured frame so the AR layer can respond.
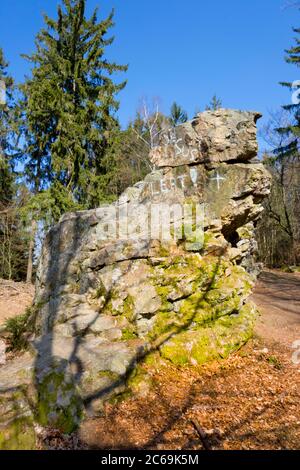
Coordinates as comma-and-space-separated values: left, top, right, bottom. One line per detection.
1, 270, 300, 450
0, 279, 34, 325
77, 269, 300, 451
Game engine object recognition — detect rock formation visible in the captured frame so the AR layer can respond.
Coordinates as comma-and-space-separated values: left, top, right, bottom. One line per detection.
0, 109, 271, 448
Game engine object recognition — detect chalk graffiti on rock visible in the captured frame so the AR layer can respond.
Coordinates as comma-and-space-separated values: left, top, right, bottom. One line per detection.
210, 172, 226, 191
190, 168, 198, 187
161, 128, 199, 161
150, 174, 188, 196
149, 168, 200, 196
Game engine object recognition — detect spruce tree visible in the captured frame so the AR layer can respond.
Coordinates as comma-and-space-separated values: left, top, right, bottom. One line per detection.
276, 27, 300, 159
0, 47, 14, 206
0, 48, 29, 280
22, 0, 127, 218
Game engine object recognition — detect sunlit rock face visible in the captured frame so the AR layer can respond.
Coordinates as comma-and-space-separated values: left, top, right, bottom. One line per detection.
0, 109, 271, 442
149, 109, 262, 168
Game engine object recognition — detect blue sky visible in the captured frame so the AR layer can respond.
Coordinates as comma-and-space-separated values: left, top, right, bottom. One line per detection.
0, 0, 299, 150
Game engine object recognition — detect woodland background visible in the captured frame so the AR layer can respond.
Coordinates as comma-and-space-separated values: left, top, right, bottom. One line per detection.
0, 0, 299, 283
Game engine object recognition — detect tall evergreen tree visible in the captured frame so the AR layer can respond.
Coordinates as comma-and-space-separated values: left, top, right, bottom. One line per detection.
0, 47, 14, 206
0, 48, 29, 281
22, 0, 127, 218
169, 102, 188, 127
276, 26, 300, 159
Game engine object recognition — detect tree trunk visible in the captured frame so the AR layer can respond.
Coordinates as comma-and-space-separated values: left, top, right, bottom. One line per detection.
26, 219, 37, 284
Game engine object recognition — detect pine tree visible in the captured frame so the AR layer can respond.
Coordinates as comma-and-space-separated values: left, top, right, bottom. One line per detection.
276, 27, 300, 159
205, 94, 222, 111
22, 0, 127, 218
169, 102, 188, 127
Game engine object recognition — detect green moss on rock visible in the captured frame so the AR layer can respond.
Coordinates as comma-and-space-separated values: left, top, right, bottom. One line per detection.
0, 389, 36, 450
36, 359, 83, 434
122, 295, 135, 321
160, 302, 258, 366
121, 327, 138, 340
97, 370, 120, 381
0, 418, 36, 450
127, 365, 153, 396
147, 255, 254, 347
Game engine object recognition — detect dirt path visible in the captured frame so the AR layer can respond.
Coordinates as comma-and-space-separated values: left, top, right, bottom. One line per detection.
251, 269, 300, 350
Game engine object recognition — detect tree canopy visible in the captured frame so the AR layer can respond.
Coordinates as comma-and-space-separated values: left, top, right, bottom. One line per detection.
21, 0, 127, 219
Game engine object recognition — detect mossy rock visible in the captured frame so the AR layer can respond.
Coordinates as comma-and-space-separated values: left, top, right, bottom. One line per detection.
147, 255, 254, 344
35, 358, 83, 434
0, 418, 36, 450
127, 366, 153, 397
160, 302, 258, 366
0, 388, 36, 450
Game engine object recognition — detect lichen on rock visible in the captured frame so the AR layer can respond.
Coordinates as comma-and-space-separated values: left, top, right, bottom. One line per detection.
0, 109, 271, 445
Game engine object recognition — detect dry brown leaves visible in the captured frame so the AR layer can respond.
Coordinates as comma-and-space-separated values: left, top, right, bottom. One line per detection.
71, 338, 300, 450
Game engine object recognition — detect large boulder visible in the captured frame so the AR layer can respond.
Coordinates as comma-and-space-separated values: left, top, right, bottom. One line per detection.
0, 109, 271, 444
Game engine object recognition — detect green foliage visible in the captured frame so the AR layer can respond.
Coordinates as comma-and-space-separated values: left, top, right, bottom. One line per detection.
0, 48, 30, 281
4, 300, 41, 351
5, 310, 31, 352
0, 47, 15, 204
267, 355, 283, 370
169, 102, 188, 126
205, 94, 222, 111
21, 0, 127, 221
106, 112, 153, 196
275, 26, 300, 159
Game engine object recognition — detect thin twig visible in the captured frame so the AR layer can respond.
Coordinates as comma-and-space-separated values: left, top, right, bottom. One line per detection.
191, 418, 212, 450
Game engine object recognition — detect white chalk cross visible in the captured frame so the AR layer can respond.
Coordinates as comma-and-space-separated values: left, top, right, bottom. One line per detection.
210, 172, 226, 191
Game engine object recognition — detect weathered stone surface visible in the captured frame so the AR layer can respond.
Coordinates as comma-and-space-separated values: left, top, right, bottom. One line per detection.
0, 340, 6, 366
0, 352, 36, 450
0, 108, 271, 446
150, 109, 261, 168
0, 352, 34, 392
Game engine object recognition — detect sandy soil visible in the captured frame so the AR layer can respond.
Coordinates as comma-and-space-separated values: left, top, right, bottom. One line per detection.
0, 279, 34, 325
251, 269, 300, 348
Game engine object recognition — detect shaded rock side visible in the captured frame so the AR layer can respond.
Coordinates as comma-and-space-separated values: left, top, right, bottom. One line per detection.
0, 109, 271, 443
